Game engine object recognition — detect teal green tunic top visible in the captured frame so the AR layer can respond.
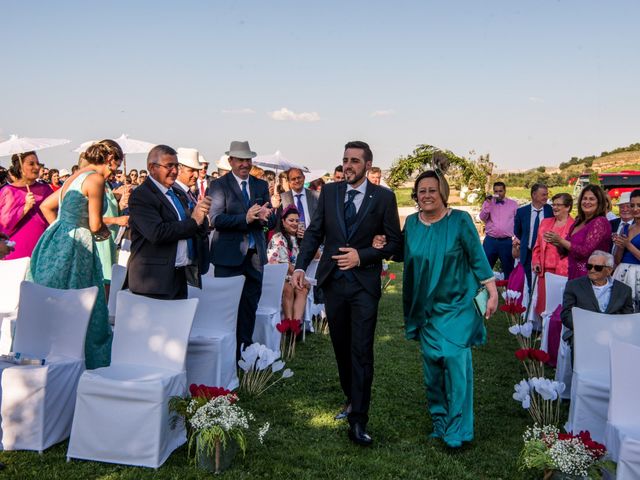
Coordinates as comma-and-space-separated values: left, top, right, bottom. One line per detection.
403, 209, 494, 348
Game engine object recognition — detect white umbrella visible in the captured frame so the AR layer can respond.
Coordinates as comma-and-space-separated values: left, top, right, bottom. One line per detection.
73, 133, 156, 154
0, 134, 70, 157
252, 150, 309, 173
0, 134, 71, 193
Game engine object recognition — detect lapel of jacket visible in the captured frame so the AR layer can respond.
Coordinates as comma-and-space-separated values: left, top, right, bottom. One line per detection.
227, 173, 248, 212
347, 181, 375, 241
172, 185, 192, 215
249, 175, 264, 205
335, 182, 348, 240
146, 178, 179, 220
605, 281, 620, 313
581, 277, 603, 312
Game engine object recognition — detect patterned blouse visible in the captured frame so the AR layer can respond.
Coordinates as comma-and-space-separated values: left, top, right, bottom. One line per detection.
267, 232, 298, 265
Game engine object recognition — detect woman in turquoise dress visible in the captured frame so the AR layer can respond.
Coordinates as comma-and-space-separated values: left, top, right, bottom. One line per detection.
29, 140, 124, 369
403, 170, 498, 448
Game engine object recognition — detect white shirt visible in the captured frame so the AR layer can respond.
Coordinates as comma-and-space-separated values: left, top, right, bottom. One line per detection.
528, 205, 544, 249
345, 178, 368, 214
591, 277, 613, 313
149, 176, 189, 267
232, 172, 251, 200
291, 188, 311, 227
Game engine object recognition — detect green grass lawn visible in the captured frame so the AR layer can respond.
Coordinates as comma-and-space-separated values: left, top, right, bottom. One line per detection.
0, 263, 544, 479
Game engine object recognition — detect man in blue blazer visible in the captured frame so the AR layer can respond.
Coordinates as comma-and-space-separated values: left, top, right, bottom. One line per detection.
514, 183, 553, 290
209, 141, 276, 358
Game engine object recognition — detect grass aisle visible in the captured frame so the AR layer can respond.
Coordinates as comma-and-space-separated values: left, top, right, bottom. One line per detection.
0, 263, 534, 479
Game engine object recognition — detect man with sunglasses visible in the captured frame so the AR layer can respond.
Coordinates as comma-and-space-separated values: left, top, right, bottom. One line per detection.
561, 250, 633, 355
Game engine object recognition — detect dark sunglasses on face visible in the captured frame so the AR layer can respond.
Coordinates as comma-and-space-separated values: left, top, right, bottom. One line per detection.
586, 263, 606, 272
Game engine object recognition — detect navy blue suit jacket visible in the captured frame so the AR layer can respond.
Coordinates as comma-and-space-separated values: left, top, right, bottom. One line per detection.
209, 173, 275, 267
514, 203, 553, 264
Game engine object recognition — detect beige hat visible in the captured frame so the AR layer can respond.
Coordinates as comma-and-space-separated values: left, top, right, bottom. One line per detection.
225, 140, 256, 159
177, 148, 203, 170
59, 168, 71, 178
216, 154, 231, 171
618, 192, 632, 204
198, 153, 208, 165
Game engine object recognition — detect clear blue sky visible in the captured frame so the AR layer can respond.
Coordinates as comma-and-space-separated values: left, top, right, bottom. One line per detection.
2, 0, 639, 172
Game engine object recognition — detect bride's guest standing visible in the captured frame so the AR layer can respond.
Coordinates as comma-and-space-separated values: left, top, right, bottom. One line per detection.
0, 151, 52, 259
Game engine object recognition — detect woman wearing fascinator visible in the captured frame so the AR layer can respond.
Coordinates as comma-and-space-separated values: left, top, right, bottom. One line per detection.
374, 153, 498, 448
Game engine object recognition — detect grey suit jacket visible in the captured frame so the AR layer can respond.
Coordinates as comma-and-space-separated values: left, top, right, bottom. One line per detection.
561, 276, 634, 339
281, 188, 319, 225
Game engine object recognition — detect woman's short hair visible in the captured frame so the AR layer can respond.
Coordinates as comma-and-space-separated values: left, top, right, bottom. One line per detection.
411, 170, 450, 207
9, 151, 37, 180
552, 192, 573, 210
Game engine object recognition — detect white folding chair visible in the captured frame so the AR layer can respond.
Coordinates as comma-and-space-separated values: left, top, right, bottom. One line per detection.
116, 249, 130, 267
540, 273, 567, 352
252, 263, 289, 352
107, 264, 127, 326
0, 257, 31, 355
604, 341, 640, 462
618, 437, 640, 479
302, 259, 322, 340
1, 281, 97, 452
555, 325, 573, 399
67, 291, 198, 468
566, 308, 640, 443
186, 276, 245, 390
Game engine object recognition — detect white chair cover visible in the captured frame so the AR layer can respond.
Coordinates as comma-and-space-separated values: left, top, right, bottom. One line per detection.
303, 259, 325, 339
618, 437, 640, 479
186, 275, 245, 390
117, 249, 130, 267
566, 308, 640, 443
540, 273, 567, 352
252, 263, 289, 352
555, 325, 573, 399
1, 282, 97, 452
0, 257, 30, 355
605, 341, 640, 461
67, 291, 198, 468
107, 264, 127, 325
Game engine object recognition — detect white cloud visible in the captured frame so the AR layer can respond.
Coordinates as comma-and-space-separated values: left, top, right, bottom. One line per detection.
221, 108, 256, 114
268, 107, 320, 122
370, 109, 395, 117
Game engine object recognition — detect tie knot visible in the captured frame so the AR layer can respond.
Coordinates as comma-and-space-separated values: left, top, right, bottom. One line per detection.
295, 194, 303, 199
241, 181, 247, 187
347, 190, 359, 201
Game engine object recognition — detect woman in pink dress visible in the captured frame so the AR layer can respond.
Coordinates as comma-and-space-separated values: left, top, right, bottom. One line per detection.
531, 193, 574, 314
0, 151, 53, 259
546, 185, 611, 280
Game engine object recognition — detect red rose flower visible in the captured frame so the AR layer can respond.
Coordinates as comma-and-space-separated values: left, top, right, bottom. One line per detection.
529, 349, 550, 363
276, 321, 288, 333
495, 280, 509, 287
515, 349, 530, 361
380, 271, 388, 277
389, 273, 397, 280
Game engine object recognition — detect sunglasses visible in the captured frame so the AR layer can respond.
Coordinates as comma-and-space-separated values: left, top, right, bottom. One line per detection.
586, 263, 607, 272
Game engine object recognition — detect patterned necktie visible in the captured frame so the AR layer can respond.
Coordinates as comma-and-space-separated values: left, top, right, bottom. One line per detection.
166, 189, 195, 260
241, 180, 255, 248
295, 193, 306, 225
344, 190, 360, 237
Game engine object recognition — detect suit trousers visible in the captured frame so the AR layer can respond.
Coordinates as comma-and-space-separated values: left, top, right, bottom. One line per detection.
132, 266, 188, 300
214, 250, 263, 359
323, 275, 379, 427
482, 236, 514, 279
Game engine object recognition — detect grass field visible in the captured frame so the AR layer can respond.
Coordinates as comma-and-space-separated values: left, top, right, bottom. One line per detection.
0, 263, 548, 479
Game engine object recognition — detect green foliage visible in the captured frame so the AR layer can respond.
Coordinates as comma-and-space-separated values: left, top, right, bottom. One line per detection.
386, 144, 491, 192
519, 439, 552, 471
559, 142, 640, 170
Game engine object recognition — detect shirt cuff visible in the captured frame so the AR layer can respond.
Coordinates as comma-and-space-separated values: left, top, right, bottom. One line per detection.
480, 277, 496, 285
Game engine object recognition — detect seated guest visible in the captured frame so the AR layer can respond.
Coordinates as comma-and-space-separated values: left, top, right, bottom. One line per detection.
561, 250, 633, 351
267, 206, 309, 324
613, 189, 640, 307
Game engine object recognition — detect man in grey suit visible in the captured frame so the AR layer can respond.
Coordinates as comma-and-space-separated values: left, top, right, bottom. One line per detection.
280, 168, 319, 238
561, 250, 634, 352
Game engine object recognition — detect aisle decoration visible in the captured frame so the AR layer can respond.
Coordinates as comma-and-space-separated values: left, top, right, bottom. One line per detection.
238, 343, 294, 396
519, 425, 614, 479
275, 319, 302, 359
169, 384, 269, 473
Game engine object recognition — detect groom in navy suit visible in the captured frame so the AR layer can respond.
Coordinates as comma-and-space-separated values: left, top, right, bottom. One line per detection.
514, 183, 553, 290
209, 141, 275, 358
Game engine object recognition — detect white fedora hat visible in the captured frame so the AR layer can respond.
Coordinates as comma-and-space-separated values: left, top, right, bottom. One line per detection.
198, 153, 208, 165
177, 148, 203, 170
225, 140, 256, 159
59, 168, 71, 178
618, 191, 632, 204
217, 154, 231, 171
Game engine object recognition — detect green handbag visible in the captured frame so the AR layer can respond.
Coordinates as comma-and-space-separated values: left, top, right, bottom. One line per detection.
474, 287, 489, 317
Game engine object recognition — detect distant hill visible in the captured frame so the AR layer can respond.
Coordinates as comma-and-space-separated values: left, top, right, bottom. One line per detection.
558, 142, 640, 175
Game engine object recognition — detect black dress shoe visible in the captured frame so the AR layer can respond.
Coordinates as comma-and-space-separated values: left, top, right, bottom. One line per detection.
348, 422, 373, 446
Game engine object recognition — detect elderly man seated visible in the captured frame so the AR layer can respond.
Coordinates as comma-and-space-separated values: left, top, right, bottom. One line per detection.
561, 250, 634, 354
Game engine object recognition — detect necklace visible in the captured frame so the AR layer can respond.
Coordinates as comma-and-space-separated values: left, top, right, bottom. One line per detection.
419, 208, 448, 226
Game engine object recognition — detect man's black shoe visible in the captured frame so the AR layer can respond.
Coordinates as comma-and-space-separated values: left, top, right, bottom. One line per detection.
348, 423, 373, 446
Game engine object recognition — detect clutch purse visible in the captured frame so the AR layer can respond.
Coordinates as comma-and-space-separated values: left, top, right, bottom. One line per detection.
474, 287, 489, 317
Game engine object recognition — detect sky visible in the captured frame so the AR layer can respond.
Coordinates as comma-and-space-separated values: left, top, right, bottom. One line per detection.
2, 0, 640, 172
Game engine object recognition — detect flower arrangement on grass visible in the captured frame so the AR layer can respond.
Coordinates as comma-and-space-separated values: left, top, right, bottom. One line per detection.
238, 343, 294, 396
276, 318, 302, 359
380, 269, 397, 292
169, 384, 269, 473
520, 424, 614, 479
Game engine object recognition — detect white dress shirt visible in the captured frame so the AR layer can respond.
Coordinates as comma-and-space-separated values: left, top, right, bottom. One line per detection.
149, 176, 189, 267
291, 188, 311, 227
345, 178, 368, 214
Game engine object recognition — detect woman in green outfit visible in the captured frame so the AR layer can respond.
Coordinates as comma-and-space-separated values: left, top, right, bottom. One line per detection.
402, 170, 498, 448
29, 140, 123, 369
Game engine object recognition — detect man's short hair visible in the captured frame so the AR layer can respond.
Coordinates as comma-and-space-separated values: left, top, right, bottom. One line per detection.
589, 250, 614, 268
147, 145, 177, 165
369, 167, 382, 175
334, 165, 343, 173
531, 183, 548, 195
116, 169, 122, 174
287, 168, 305, 180
344, 141, 372, 163
631, 189, 640, 200
493, 181, 506, 190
